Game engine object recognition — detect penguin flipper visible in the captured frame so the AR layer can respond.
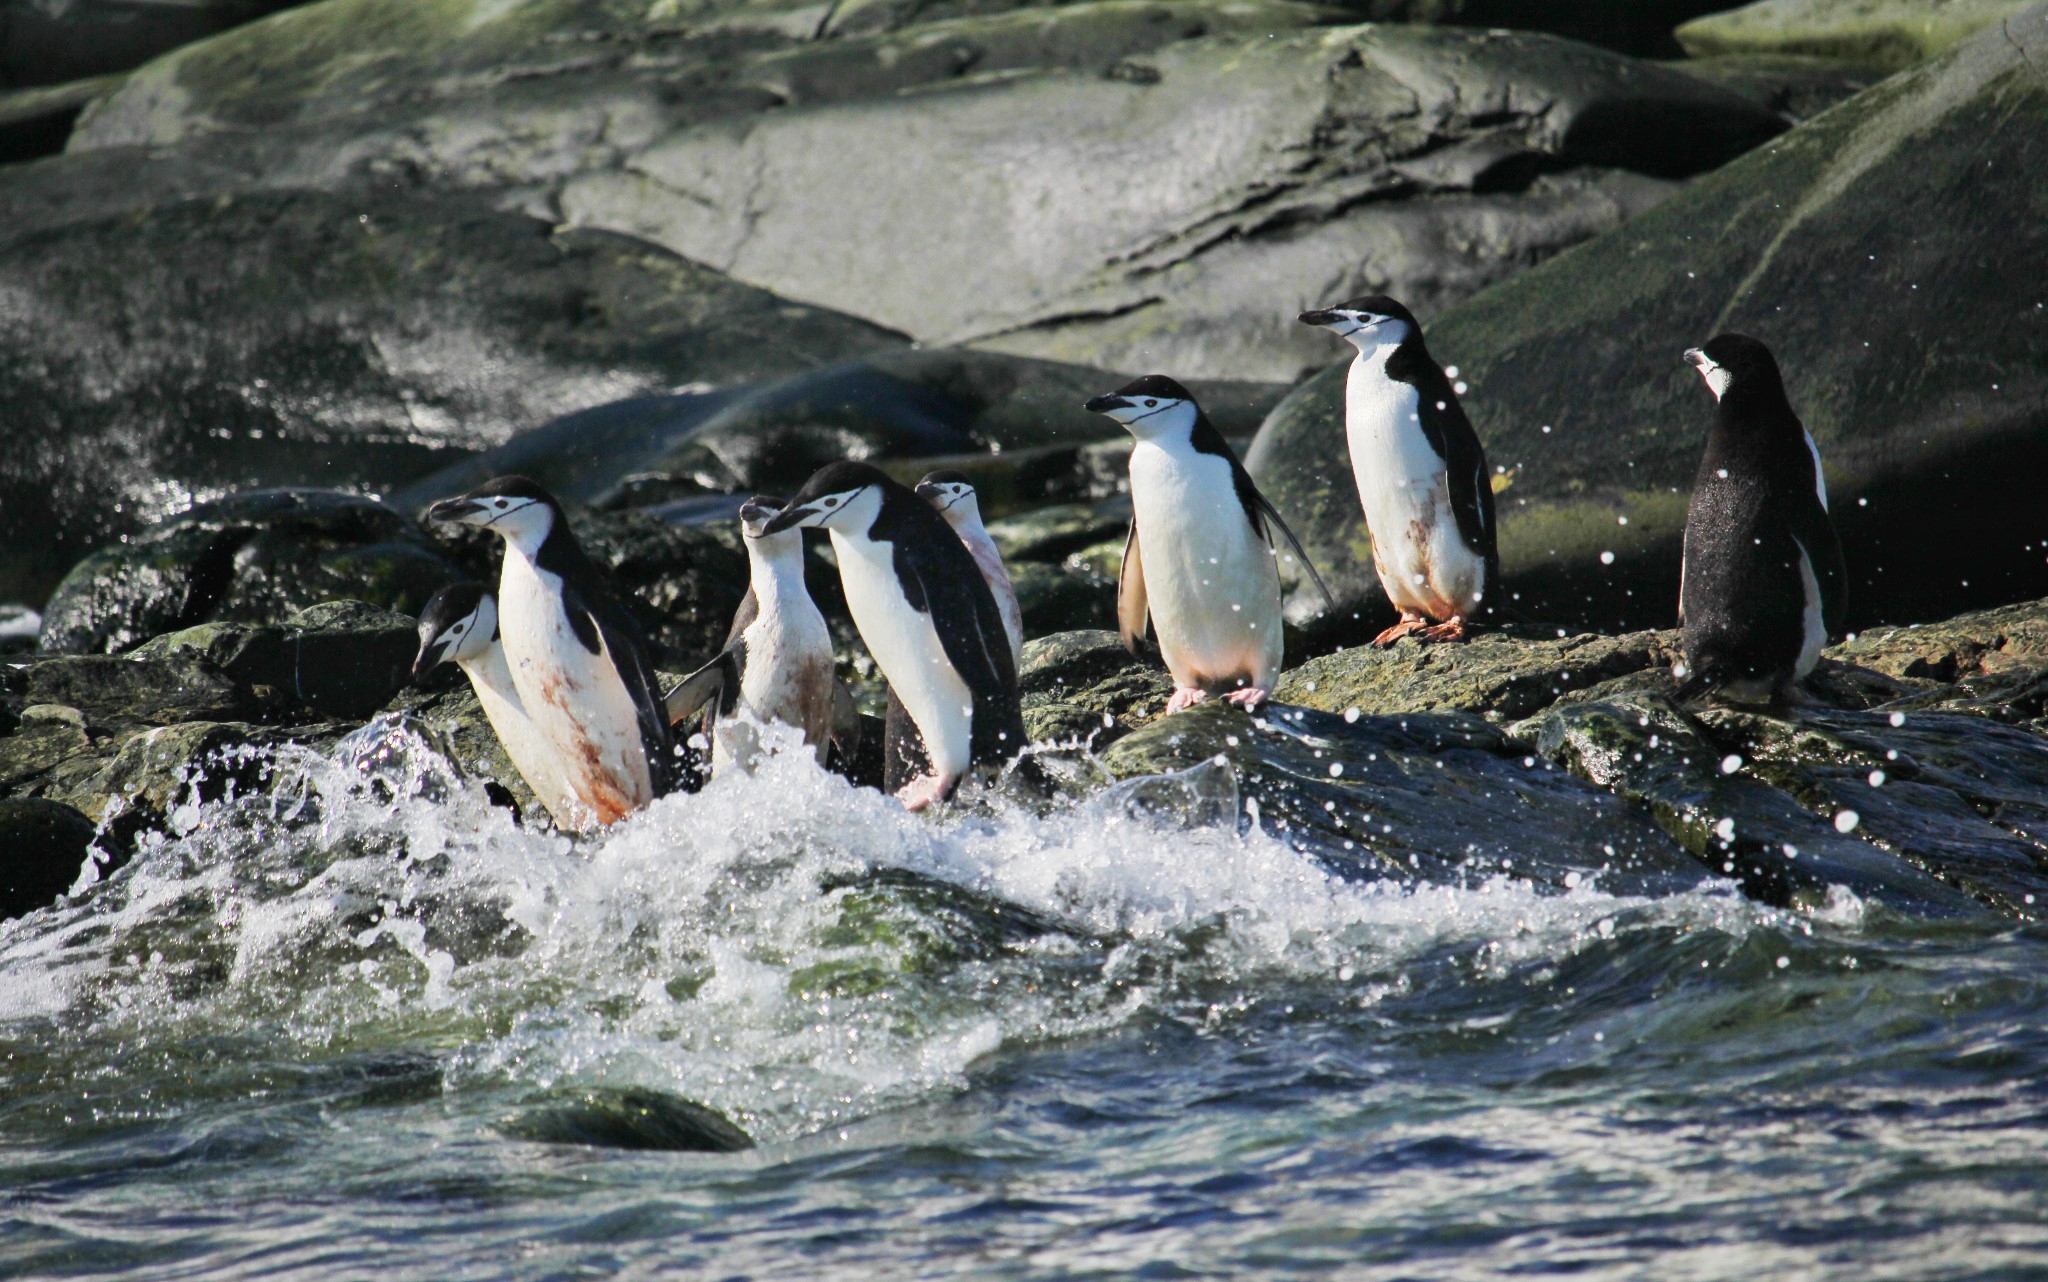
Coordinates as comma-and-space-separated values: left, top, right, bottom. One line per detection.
1118, 519, 1150, 654
1247, 492, 1338, 614
665, 645, 741, 726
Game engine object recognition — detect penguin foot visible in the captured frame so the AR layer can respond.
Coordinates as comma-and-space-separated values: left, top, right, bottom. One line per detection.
1166, 687, 1211, 715
896, 772, 959, 813
1371, 614, 1430, 647
1416, 617, 1470, 643
1223, 686, 1271, 710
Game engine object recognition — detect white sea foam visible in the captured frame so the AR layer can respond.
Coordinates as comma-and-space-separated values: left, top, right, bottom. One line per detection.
0, 715, 1787, 1139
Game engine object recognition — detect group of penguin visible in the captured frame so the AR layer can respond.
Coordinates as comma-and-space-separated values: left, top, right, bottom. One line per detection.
413, 294, 1845, 830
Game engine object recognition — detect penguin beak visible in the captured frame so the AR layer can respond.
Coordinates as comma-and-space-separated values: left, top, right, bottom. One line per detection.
427, 496, 487, 525
760, 503, 818, 535
1683, 348, 1709, 369
1084, 394, 1133, 414
411, 638, 451, 684
913, 480, 962, 509
1298, 309, 1339, 326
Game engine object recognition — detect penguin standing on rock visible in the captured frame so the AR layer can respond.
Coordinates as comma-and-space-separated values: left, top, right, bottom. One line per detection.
1299, 295, 1499, 645
1085, 375, 1333, 715
428, 476, 679, 829
762, 462, 1025, 811
412, 582, 584, 828
1676, 333, 1846, 703
664, 496, 845, 776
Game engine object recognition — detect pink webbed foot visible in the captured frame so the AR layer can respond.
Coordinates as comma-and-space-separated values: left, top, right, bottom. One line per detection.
1372, 613, 1429, 647
1223, 686, 1271, 710
1165, 687, 1210, 715
1416, 616, 1470, 643
896, 772, 959, 812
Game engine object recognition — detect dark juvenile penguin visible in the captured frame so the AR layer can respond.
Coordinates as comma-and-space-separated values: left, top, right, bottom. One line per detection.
1299, 295, 1499, 645
412, 582, 581, 827
664, 496, 847, 776
1085, 375, 1333, 714
428, 476, 678, 829
762, 462, 1025, 811
1676, 333, 1846, 702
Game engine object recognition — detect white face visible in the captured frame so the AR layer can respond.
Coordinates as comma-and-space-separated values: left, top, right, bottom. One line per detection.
437, 494, 554, 549
418, 596, 497, 673
919, 482, 982, 525
1095, 394, 1197, 443
777, 485, 881, 532
1686, 349, 1731, 401
1309, 310, 1412, 351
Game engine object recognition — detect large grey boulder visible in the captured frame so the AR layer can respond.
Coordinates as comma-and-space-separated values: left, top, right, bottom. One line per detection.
0, 0, 308, 87
1247, 6, 2048, 645
563, 19, 1782, 381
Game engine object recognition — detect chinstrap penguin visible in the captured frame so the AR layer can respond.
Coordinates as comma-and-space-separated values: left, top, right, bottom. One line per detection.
762, 462, 1026, 812
1085, 374, 1333, 715
428, 476, 679, 829
1675, 333, 1846, 703
412, 582, 586, 829
889, 471, 1025, 793
1299, 295, 1500, 646
664, 496, 846, 777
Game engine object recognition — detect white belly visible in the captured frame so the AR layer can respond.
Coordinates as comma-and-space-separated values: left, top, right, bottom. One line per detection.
497, 550, 654, 829
1345, 357, 1487, 620
717, 592, 836, 775
832, 532, 975, 778
460, 646, 587, 829
1129, 443, 1282, 692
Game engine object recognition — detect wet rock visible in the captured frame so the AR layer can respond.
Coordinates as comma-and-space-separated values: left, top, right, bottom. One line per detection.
567, 20, 1781, 380
0, 708, 96, 793
1517, 692, 1979, 911
131, 600, 420, 722
37, 490, 465, 656
20, 653, 284, 729
1276, 629, 1680, 723
573, 510, 751, 669
1018, 629, 1171, 746
1012, 561, 1118, 637
1665, 52, 1880, 119
1701, 705, 2048, 914
502, 1087, 753, 1153
0, 604, 38, 656
0, 74, 120, 164
0, 797, 97, 920
1099, 701, 1706, 894
1248, 10, 2048, 644
0, 186, 898, 606
1675, 0, 2038, 69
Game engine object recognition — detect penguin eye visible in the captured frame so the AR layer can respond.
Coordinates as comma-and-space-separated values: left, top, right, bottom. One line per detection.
1144, 399, 1157, 408
824, 497, 839, 507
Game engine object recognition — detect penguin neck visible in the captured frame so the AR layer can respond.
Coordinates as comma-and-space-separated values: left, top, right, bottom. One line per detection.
457, 643, 522, 708
746, 536, 809, 612
941, 504, 990, 546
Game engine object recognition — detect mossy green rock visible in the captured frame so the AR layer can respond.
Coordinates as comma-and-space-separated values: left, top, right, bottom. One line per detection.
502, 1088, 753, 1153
1018, 629, 1172, 746
1248, 8, 2048, 644
1675, 0, 2039, 69
1277, 628, 1680, 723
131, 600, 420, 722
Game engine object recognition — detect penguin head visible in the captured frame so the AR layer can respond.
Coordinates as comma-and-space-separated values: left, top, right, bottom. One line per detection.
1298, 294, 1417, 350
427, 475, 561, 551
1685, 333, 1784, 407
1083, 375, 1200, 443
914, 470, 982, 526
412, 582, 498, 683
739, 495, 790, 540
762, 461, 889, 535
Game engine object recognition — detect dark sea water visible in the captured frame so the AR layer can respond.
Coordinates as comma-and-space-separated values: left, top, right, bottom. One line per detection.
4, 719, 2047, 1279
